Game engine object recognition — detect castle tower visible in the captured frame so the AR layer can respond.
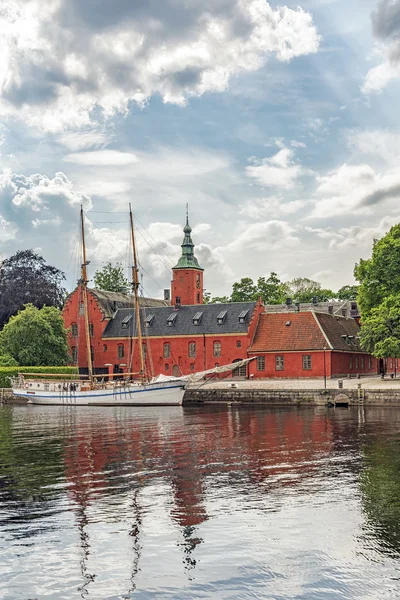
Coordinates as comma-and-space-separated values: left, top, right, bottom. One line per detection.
171, 208, 204, 306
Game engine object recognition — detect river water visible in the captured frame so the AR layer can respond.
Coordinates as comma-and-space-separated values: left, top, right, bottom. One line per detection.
1, 405, 400, 599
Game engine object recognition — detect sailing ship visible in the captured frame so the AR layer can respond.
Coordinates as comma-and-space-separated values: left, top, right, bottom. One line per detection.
12, 206, 252, 406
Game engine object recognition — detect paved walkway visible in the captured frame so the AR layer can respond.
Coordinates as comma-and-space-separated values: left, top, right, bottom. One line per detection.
193, 376, 400, 390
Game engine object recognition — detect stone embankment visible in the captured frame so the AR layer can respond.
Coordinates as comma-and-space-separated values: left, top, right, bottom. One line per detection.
184, 377, 400, 406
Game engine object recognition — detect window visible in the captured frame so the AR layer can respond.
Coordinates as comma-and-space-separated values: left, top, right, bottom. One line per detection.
213, 341, 222, 357
103, 344, 107, 352
215, 363, 220, 367
350, 356, 353, 369
117, 344, 124, 359
79, 302, 84, 316
361, 357, 365, 369
196, 293, 200, 303
71, 323, 78, 337
302, 355, 312, 370
190, 363, 195, 371
217, 310, 227, 324
328, 305, 333, 315
89, 323, 94, 337
257, 356, 265, 371
167, 312, 178, 326
236, 340, 242, 348
44, 383, 50, 392
121, 315, 133, 329
71, 346, 78, 363
90, 346, 94, 362
238, 309, 249, 324
175, 296, 181, 305
145, 314, 154, 327
342, 308, 347, 317
275, 355, 284, 371
368, 356, 372, 369
356, 357, 359, 369
163, 343, 171, 358
188, 342, 196, 358
351, 302, 357, 311
390, 359, 393, 369
193, 311, 203, 325
165, 363, 169, 371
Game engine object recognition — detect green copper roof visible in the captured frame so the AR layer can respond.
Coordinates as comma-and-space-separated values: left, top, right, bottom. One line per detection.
173, 214, 204, 271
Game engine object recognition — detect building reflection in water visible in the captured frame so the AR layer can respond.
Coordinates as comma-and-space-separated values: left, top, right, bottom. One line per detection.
60, 405, 337, 591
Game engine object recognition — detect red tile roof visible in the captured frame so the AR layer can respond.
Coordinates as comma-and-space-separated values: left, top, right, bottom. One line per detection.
250, 311, 362, 353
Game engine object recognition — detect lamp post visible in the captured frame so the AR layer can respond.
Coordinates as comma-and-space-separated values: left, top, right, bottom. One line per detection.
323, 347, 327, 390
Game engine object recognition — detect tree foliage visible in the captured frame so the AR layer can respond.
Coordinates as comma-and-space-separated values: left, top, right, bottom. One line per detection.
359, 295, 400, 358
0, 250, 66, 329
355, 224, 400, 318
286, 277, 335, 303
93, 261, 129, 292
0, 354, 18, 367
337, 284, 359, 300
0, 304, 70, 366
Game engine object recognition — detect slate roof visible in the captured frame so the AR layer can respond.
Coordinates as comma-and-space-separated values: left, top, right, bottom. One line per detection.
102, 301, 257, 338
249, 311, 363, 353
88, 289, 168, 319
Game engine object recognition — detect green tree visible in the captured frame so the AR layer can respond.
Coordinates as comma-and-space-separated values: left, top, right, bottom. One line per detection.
0, 304, 70, 366
0, 354, 18, 367
256, 272, 289, 304
337, 284, 359, 300
359, 294, 400, 360
286, 277, 335, 303
355, 224, 400, 317
231, 278, 258, 302
93, 261, 129, 292
0, 250, 66, 329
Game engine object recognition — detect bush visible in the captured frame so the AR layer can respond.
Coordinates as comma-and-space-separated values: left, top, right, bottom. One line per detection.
0, 354, 18, 367
0, 366, 78, 388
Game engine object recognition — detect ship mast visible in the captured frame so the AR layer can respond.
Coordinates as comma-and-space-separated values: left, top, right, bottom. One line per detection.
80, 206, 93, 382
129, 204, 146, 383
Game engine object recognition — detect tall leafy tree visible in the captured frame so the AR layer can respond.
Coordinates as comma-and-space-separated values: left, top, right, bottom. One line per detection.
359, 294, 400, 360
257, 272, 289, 304
0, 304, 70, 366
93, 261, 129, 292
231, 277, 258, 302
337, 284, 359, 300
286, 277, 335, 303
355, 224, 400, 317
0, 250, 66, 329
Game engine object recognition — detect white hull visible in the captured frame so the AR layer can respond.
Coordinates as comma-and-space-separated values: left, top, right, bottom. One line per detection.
12, 381, 185, 406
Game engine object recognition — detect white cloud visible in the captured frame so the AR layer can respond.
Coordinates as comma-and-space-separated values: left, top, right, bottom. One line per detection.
64, 150, 138, 166
362, 57, 400, 94
347, 128, 400, 165
0, 0, 320, 131
246, 145, 306, 189
227, 220, 299, 253
310, 163, 400, 219
241, 196, 307, 218
57, 130, 111, 151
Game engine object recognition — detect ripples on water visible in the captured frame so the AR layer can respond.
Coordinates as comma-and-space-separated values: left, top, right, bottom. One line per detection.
1, 405, 400, 599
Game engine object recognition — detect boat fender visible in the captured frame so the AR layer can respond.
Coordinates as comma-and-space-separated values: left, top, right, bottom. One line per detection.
25, 383, 29, 389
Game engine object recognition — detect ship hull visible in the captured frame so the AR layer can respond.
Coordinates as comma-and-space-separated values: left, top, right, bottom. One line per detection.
12, 382, 185, 406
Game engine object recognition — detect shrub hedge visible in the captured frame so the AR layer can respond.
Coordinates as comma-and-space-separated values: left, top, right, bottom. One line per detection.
0, 366, 78, 388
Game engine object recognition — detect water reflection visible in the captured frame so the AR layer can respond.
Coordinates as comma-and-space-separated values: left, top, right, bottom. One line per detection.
1, 405, 400, 599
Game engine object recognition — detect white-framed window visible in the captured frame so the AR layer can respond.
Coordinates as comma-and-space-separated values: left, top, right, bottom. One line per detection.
71, 323, 78, 337
117, 344, 124, 359
188, 342, 196, 358
257, 356, 265, 371
275, 355, 284, 371
302, 355, 312, 370
163, 342, 171, 358
213, 341, 222, 357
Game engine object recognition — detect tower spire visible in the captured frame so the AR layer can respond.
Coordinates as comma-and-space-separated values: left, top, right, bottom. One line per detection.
173, 207, 203, 270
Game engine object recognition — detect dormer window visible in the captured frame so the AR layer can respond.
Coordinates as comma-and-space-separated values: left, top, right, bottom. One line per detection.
193, 311, 203, 325
145, 314, 155, 327
121, 314, 133, 329
217, 310, 227, 325
167, 312, 178, 326
238, 309, 249, 324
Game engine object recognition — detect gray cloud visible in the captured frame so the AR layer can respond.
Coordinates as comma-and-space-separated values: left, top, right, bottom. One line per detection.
0, 0, 320, 131
372, 0, 400, 40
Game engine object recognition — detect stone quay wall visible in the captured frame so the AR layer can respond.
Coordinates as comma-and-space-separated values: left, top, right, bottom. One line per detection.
183, 387, 400, 406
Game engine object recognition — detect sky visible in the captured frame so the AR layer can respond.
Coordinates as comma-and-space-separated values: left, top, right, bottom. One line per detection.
1, 0, 400, 298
